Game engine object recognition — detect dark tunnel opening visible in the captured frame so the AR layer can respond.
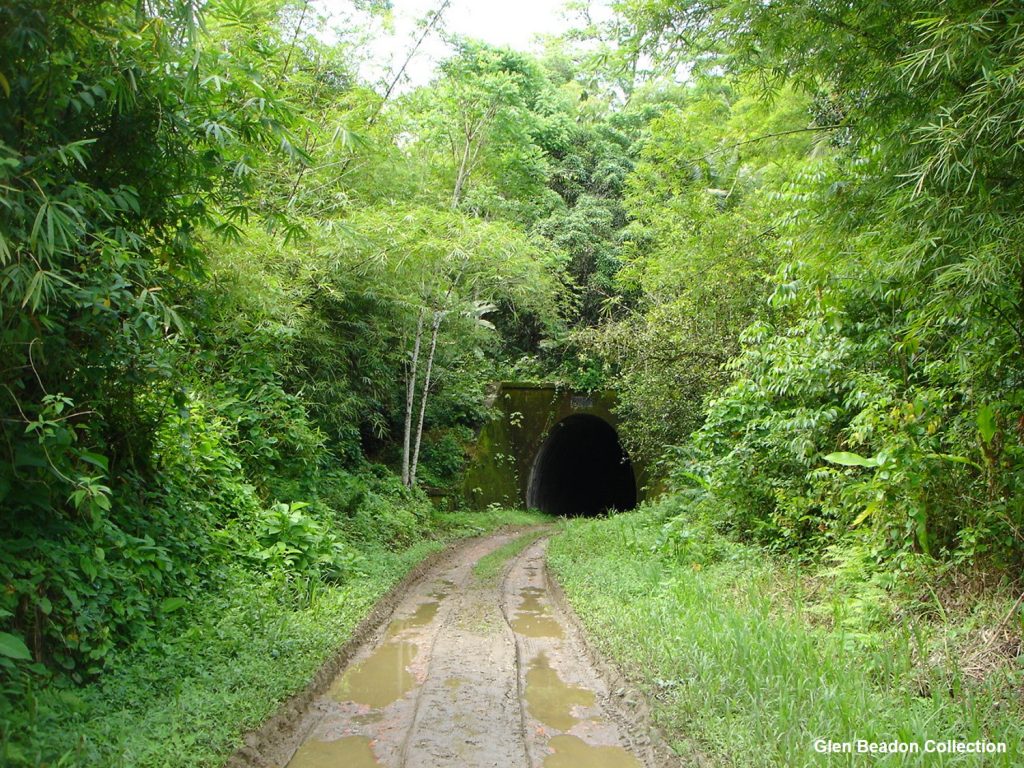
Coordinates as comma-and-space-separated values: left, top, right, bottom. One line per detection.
526, 414, 637, 517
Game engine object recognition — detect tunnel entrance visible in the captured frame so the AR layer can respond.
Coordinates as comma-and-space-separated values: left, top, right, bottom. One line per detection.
526, 414, 637, 517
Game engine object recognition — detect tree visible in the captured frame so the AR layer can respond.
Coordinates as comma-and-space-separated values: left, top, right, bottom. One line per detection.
606, 0, 1024, 564
580, 78, 816, 460
402, 41, 573, 217
332, 204, 564, 486
0, 0, 307, 523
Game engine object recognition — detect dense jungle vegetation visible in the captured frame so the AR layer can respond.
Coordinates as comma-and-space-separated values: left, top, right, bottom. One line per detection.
2, 0, 1023, 765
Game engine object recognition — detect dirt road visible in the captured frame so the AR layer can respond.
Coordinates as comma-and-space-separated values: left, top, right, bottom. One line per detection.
263, 530, 666, 768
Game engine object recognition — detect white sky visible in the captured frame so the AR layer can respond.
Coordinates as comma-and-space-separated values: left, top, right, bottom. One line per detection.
315, 0, 602, 90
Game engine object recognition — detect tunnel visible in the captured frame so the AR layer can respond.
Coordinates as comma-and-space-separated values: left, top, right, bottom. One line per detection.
526, 414, 637, 517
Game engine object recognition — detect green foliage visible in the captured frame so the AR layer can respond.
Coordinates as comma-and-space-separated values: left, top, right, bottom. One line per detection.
648, 495, 737, 568
404, 40, 573, 215
549, 512, 1024, 767
583, 78, 814, 461
0, 0, 307, 500
599, 1, 1024, 569
0, 538, 425, 767
337, 469, 433, 549
532, 113, 640, 326
416, 427, 474, 489
472, 527, 547, 584
0, 633, 31, 662
251, 502, 364, 585
0, 0, 312, 675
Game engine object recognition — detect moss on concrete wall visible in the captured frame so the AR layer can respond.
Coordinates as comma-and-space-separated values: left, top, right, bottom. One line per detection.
462, 383, 648, 510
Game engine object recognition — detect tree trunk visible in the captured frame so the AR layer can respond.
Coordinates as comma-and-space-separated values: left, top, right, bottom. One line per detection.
402, 308, 425, 486
410, 309, 442, 487
452, 143, 471, 208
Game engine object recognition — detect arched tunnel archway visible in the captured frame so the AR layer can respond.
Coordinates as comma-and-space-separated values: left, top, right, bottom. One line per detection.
526, 414, 637, 517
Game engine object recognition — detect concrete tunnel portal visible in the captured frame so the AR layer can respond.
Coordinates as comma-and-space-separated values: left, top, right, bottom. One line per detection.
462, 383, 648, 513
526, 414, 637, 517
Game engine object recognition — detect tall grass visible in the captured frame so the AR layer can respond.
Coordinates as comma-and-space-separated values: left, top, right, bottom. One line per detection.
547, 512, 1022, 766
4, 509, 541, 767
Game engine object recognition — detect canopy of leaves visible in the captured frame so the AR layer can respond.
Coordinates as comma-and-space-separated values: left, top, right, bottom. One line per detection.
0, 3, 575, 707
603, 0, 1024, 567
6, 5, 1024, 760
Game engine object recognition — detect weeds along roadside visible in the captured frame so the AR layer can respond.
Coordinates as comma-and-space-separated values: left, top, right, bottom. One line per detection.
0, 506, 545, 768
547, 503, 1024, 767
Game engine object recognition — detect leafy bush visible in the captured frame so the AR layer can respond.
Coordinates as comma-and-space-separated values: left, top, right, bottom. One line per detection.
344, 471, 434, 549
251, 502, 365, 585
607, 0, 1024, 576
648, 495, 741, 569
415, 427, 474, 489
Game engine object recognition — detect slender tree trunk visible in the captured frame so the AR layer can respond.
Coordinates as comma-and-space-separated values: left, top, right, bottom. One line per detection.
402, 308, 425, 486
410, 310, 442, 487
450, 102, 497, 208
452, 143, 471, 208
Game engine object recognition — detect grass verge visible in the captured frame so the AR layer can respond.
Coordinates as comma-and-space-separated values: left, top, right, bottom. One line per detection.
473, 528, 547, 584
547, 510, 1023, 767
4, 507, 545, 767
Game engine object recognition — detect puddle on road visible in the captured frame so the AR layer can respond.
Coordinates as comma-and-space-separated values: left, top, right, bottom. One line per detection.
519, 594, 546, 614
329, 640, 418, 708
543, 735, 642, 768
430, 579, 455, 599
512, 613, 565, 638
511, 588, 564, 638
287, 735, 382, 768
525, 652, 596, 731
351, 710, 384, 725
385, 600, 439, 637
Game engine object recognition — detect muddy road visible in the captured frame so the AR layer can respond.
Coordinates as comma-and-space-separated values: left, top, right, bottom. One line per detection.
255, 530, 670, 768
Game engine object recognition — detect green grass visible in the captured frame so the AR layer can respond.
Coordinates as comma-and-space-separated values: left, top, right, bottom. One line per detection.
547, 511, 1024, 767
473, 528, 548, 584
2, 508, 539, 768
436, 506, 550, 536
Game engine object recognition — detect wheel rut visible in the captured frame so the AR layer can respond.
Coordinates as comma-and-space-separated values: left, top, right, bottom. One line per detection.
276, 530, 664, 768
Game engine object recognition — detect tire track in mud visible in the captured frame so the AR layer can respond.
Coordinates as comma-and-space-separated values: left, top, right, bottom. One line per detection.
261, 530, 672, 768
502, 538, 651, 768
